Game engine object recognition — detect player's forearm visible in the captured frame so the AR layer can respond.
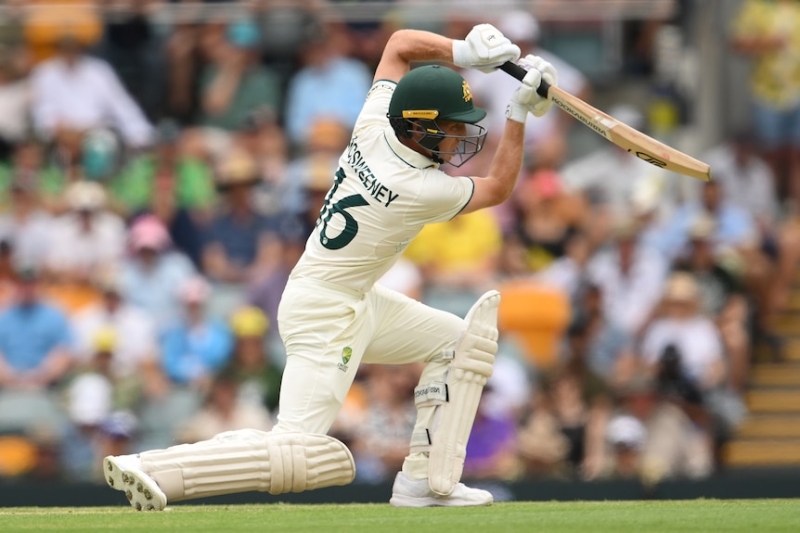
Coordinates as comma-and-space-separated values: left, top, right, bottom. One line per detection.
385, 29, 454, 66
485, 119, 526, 204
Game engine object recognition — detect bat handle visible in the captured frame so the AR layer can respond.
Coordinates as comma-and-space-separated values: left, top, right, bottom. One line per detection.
499, 61, 551, 98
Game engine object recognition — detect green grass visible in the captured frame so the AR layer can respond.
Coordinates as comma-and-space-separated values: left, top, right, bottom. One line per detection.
1, 500, 798, 533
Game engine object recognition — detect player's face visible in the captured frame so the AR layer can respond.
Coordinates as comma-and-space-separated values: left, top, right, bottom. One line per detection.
437, 121, 467, 162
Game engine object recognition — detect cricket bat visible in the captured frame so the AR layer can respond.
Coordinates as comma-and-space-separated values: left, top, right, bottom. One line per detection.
500, 62, 711, 182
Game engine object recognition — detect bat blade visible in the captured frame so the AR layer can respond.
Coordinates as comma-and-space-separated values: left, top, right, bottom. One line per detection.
499, 62, 711, 182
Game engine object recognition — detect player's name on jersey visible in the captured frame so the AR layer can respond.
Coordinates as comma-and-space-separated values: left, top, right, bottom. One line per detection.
346, 138, 400, 208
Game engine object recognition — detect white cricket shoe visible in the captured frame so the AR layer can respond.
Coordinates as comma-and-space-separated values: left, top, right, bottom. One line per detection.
389, 472, 493, 507
103, 455, 167, 511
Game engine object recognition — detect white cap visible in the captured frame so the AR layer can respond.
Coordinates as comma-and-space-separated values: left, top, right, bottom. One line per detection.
65, 181, 107, 211
497, 10, 540, 44
606, 415, 647, 450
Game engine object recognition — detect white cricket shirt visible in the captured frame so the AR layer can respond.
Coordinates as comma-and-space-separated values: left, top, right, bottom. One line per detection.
290, 80, 475, 293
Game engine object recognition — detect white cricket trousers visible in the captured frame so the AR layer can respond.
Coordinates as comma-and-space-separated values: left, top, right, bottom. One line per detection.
275, 276, 466, 479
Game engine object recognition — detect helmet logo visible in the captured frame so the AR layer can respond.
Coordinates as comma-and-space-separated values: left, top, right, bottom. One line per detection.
402, 109, 439, 120
462, 80, 473, 103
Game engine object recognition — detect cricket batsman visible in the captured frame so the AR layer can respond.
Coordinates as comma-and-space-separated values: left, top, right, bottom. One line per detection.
104, 23, 557, 510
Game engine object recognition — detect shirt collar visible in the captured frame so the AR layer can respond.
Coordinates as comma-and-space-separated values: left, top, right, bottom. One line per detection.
383, 127, 439, 170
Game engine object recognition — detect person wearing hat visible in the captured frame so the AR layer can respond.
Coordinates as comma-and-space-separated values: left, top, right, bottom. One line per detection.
226, 306, 282, 413
607, 372, 713, 483
44, 181, 126, 283
586, 215, 669, 337
639, 272, 726, 395
119, 215, 196, 326
672, 216, 750, 394
199, 17, 282, 132
158, 275, 234, 391
104, 22, 555, 510
71, 268, 161, 402
202, 148, 281, 284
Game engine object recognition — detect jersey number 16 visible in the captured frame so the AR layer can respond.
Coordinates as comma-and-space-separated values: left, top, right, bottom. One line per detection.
317, 168, 369, 250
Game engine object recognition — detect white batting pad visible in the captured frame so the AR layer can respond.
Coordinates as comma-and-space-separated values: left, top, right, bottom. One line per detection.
139, 430, 355, 501
427, 290, 499, 496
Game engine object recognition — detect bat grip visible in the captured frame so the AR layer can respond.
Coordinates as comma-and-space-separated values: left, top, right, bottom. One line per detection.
499, 61, 551, 98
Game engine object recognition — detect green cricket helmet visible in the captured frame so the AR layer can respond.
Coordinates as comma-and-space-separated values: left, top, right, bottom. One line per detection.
388, 64, 487, 167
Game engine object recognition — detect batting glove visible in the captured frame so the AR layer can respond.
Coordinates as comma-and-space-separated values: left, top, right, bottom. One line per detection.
452, 24, 520, 73
505, 54, 558, 122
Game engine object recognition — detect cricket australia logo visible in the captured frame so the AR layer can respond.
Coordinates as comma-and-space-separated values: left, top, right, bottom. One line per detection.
462, 80, 473, 102
338, 346, 353, 372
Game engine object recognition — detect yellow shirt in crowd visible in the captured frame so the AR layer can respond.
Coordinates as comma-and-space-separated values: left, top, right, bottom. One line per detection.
732, 0, 800, 109
404, 209, 502, 273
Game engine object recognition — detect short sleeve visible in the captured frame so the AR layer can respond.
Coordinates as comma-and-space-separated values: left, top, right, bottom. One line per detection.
404, 170, 475, 226
352, 80, 396, 135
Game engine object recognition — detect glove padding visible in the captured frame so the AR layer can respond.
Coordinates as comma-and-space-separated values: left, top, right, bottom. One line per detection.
505, 54, 558, 122
452, 24, 520, 73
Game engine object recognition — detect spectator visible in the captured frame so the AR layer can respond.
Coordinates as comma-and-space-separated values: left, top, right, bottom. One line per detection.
202, 149, 282, 284
566, 284, 631, 384
701, 132, 800, 318
176, 371, 272, 444
463, 10, 590, 169
516, 368, 608, 480
350, 364, 418, 483
110, 119, 216, 219
199, 17, 283, 132
0, 239, 16, 307
240, 108, 290, 218
284, 22, 372, 146
0, 177, 53, 269
463, 357, 530, 482
119, 215, 196, 325
62, 327, 116, 481
0, 268, 74, 438
673, 216, 751, 393
638, 273, 726, 391
404, 204, 502, 317
731, 0, 800, 205
227, 306, 282, 413
159, 276, 234, 391
0, 141, 64, 213
501, 168, 591, 276
701, 131, 780, 226
98, 0, 166, 121
463, 387, 522, 482
30, 34, 154, 148
44, 181, 126, 281
609, 375, 713, 484
658, 181, 774, 326
660, 181, 759, 258
277, 118, 350, 230
0, 45, 30, 160
603, 414, 646, 479
0, 268, 73, 390
586, 219, 668, 336
71, 271, 161, 403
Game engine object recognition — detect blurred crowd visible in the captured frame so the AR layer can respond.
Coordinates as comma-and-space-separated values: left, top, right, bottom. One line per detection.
0, 0, 798, 491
